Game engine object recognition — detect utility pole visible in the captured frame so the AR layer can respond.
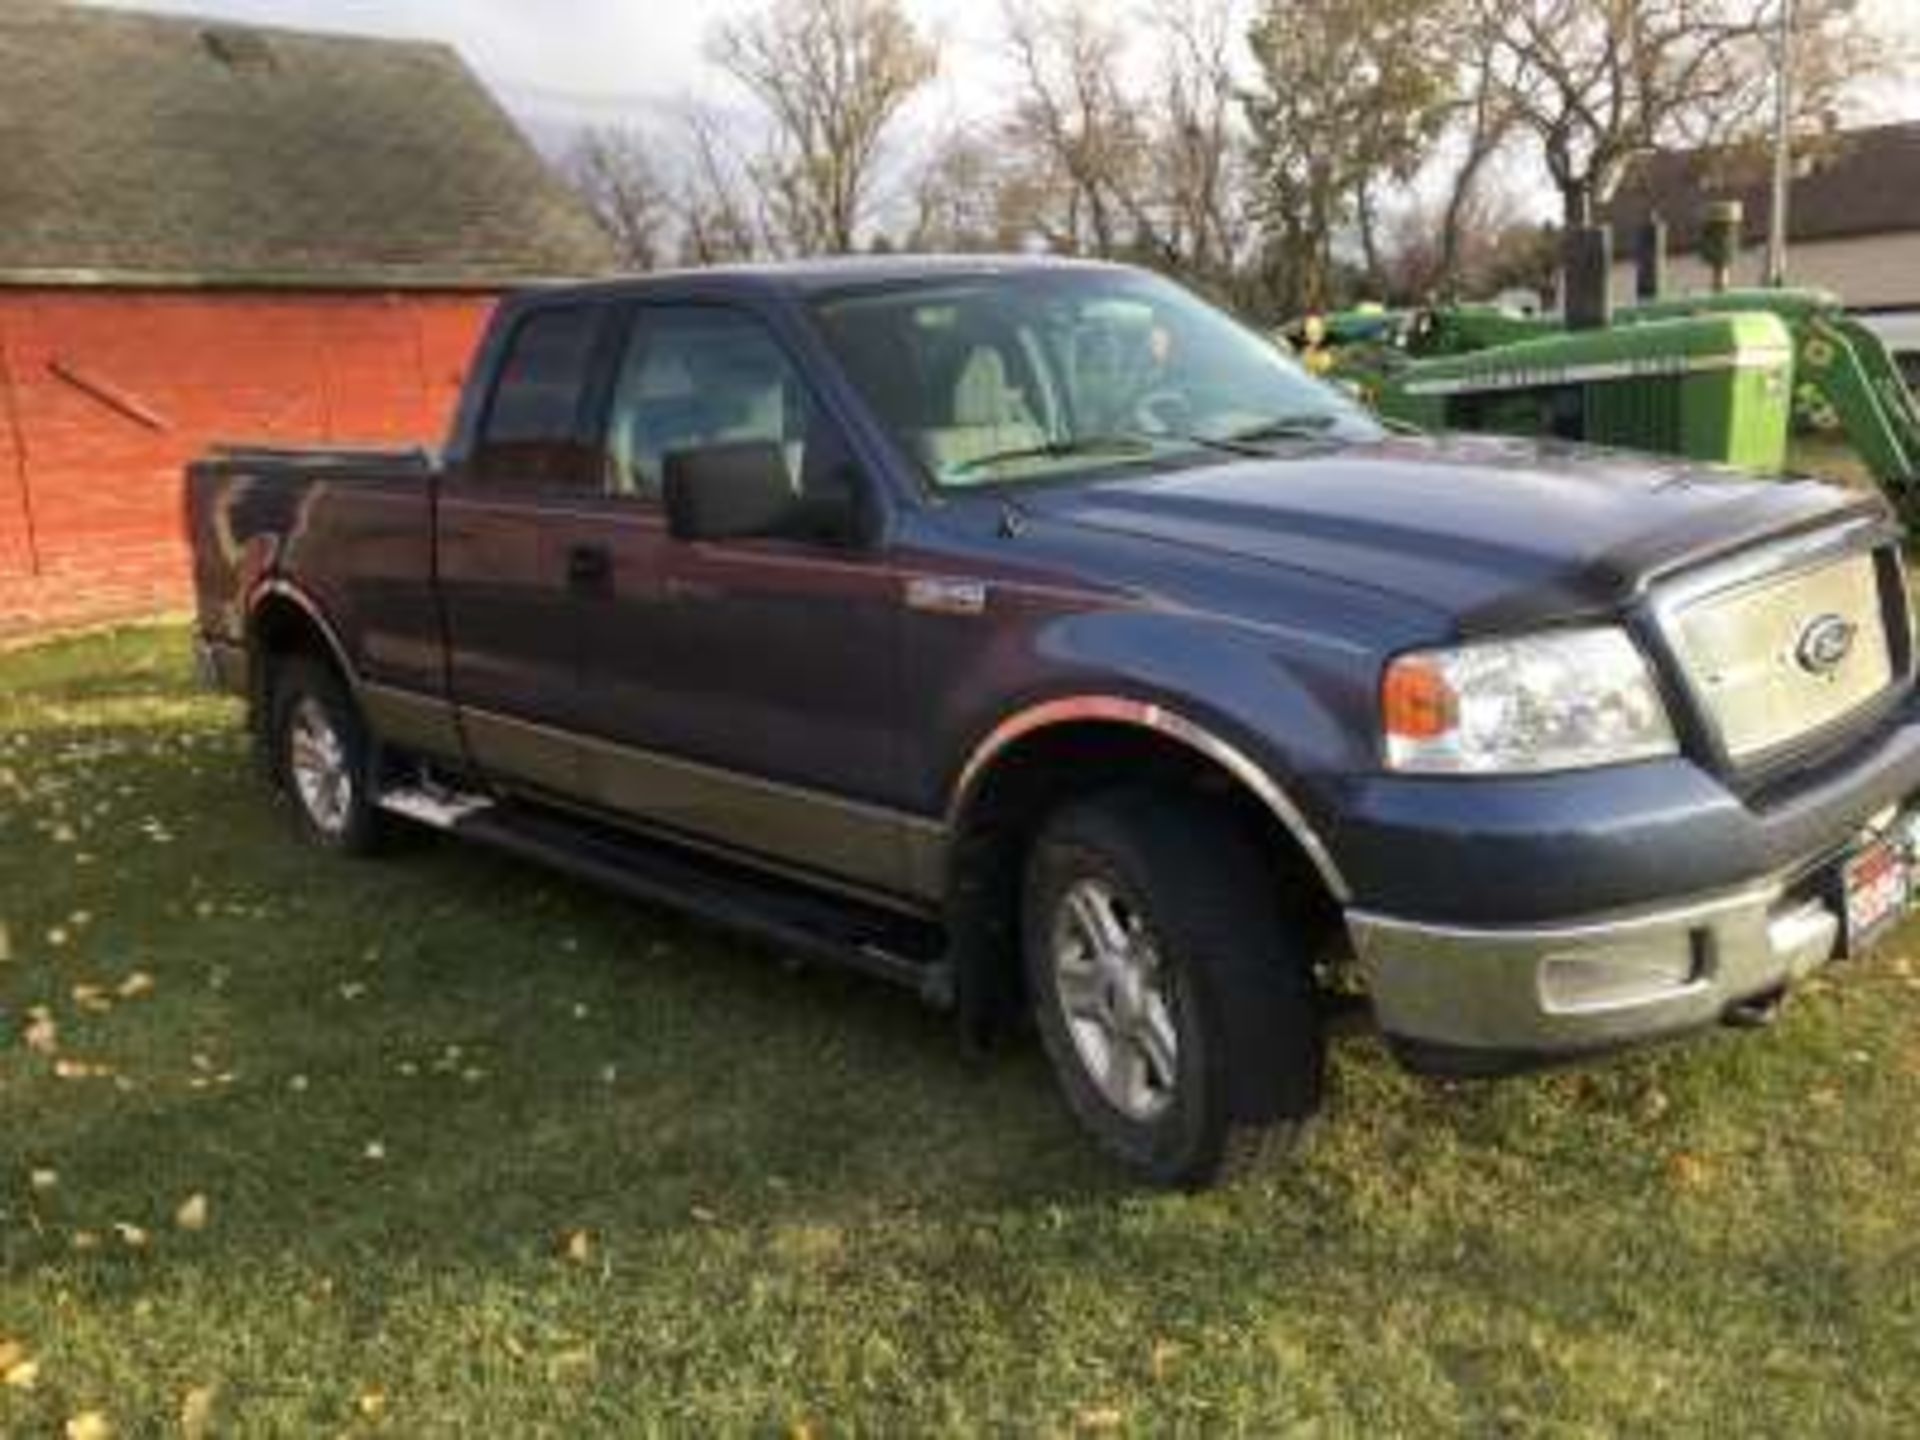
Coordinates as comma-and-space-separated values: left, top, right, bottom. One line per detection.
1766, 0, 1794, 287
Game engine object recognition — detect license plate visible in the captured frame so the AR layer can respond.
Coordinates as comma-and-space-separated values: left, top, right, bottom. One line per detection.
1842, 836, 1910, 955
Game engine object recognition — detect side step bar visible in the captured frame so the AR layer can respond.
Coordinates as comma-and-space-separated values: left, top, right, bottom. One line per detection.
378, 783, 954, 1007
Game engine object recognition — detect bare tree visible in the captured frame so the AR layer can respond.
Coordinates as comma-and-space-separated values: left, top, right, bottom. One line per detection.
999, 0, 1151, 256
1431, 9, 1522, 294
1474, 0, 1888, 229
1150, 0, 1250, 281
675, 104, 767, 264
563, 125, 674, 271
905, 124, 1011, 252
708, 0, 937, 254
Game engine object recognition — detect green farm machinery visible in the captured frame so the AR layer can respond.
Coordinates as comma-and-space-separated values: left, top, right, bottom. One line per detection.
1294, 214, 1920, 516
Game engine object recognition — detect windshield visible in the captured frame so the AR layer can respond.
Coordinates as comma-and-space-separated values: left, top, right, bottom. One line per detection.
809, 268, 1381, 490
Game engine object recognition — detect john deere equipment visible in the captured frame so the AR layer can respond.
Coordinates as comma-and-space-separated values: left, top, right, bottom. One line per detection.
1299, 205, 1920, 515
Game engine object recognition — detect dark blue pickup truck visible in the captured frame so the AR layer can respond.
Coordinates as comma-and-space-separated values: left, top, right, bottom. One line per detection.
188, 256, 1920, 1186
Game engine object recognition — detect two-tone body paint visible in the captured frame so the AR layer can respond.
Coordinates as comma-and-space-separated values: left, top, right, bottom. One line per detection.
186, 257, 1911, 941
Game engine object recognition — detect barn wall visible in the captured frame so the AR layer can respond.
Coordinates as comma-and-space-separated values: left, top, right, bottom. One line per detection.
0, 287, 497, 638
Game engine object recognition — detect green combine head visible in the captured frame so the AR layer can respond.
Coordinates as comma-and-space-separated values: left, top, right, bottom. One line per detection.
1304, 285, 1920, 517
1378, 312, 1793, 473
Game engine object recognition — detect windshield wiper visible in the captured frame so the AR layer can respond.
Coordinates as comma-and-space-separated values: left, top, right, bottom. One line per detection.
1220, 413, 1345, 445
947, 434, 1160, 477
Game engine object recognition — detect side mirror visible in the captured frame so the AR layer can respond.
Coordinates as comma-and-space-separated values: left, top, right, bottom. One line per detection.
662, 442, 797, 542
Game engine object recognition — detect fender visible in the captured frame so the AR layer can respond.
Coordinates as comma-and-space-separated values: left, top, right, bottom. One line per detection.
947, 695, 1351, 903
247, 577, 359, 690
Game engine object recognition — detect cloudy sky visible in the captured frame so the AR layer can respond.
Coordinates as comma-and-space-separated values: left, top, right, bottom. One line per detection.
84, 0, 1014, 143
83, 0, 1920, 194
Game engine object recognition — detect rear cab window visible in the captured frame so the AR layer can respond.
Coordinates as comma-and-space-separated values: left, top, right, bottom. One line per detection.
471, 304, 606, 488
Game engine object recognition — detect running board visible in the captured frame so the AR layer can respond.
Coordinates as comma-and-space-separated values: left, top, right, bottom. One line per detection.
397, 793, 953, 1007
378, 783, 495, 828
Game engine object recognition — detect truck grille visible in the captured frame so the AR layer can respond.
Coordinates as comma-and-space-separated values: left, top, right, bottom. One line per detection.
1663, 544, 1897, 763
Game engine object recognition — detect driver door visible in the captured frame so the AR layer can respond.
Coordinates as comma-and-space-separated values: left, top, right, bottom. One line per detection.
574, 303, 916, 897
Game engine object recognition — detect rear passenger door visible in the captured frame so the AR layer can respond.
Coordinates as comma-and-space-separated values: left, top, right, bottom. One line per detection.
438, 301, 614, 800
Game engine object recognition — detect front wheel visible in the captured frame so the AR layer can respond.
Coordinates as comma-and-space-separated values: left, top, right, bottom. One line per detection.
268, 656, 385, 855
1022, 788, 1324, 1188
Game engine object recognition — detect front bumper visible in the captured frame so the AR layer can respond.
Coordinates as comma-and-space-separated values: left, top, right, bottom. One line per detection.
1350, 872, 1851, 1074
1340, 702, 1920, 1074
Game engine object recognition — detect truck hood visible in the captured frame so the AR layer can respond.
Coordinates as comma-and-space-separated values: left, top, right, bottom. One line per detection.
1018, 433, 1885, 630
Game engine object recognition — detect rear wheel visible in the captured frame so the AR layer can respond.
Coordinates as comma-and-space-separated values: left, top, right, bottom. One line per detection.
1022, 788, 1324, 1188
268, 656, 385, 855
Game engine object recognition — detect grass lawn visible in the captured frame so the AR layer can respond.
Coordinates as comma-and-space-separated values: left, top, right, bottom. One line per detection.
4, 624, 1920, 1436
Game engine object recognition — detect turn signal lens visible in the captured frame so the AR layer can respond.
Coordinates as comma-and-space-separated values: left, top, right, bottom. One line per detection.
1382, 657, 1457, 740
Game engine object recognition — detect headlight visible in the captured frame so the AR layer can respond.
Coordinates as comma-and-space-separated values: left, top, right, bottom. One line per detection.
1382, 626, 1676, 774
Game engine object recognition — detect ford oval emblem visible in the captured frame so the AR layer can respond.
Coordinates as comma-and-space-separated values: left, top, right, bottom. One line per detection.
1795, 613, 1857, 676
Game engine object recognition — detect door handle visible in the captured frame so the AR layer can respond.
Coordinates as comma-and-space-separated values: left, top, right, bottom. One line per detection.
566, 543, 612, 594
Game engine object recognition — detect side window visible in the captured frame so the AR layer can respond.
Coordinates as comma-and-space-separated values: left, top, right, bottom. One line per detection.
604, 306, 825, 505
472, 306, 602, 487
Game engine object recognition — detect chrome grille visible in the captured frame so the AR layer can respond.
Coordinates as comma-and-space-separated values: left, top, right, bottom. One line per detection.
1664, 545, 1894, 762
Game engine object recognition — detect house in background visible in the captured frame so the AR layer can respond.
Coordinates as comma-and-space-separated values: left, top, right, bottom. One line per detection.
1605, 120, 1920, 318
0, 1, 612, 636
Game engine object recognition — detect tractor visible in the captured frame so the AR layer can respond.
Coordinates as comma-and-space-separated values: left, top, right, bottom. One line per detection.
1292, 203, 1920, 517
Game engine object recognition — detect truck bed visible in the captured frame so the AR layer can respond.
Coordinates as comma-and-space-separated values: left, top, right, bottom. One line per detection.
186, 441, 442, 692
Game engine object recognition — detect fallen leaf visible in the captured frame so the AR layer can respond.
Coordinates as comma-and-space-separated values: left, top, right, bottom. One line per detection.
116, 972, 154, 1000
70, 1230, 101, 1252
71, 984, 112, 1014
30, 1167, 58, 1192
112, 1222, 149, 1249
356, 1386, 387, 1419
561, 1229, 592, 1264
3, 1358, 37, 1390
0, 1339, 23, 1371
1075, 1405, 1125, 1432
66, 1410, 114, 1440
25, 1012, 58, 1054
180, 1385, 217, 1440
690, 1205, 718, 1225
175, 1193, 209, 1232
1149, 1338, 1183, 1382
1667, 1151, 1710, 1191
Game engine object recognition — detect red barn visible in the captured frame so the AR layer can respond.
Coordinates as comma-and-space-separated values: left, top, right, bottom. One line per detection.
0, 2, 613, 637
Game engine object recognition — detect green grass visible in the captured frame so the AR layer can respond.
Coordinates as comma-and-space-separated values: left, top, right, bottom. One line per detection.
4, 625, 1920, 1436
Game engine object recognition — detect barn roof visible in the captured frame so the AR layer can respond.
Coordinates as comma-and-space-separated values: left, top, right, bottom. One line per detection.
1607, 121, 1920, 257
0, 2, 615, 287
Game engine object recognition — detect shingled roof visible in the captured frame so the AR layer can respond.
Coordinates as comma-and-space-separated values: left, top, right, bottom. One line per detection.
0, 2, 616, 286
1607, 121, 1920, 257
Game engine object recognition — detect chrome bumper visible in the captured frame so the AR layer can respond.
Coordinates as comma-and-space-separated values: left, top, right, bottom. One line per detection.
1349, 875, 1847, 1070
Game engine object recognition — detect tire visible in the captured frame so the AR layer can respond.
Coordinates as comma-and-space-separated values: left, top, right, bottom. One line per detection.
1022, 787, 1325, 1188
268, 655, 385, 855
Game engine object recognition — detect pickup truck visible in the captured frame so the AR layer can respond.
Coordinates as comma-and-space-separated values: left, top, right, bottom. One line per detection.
189, 255, 1920, 1187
